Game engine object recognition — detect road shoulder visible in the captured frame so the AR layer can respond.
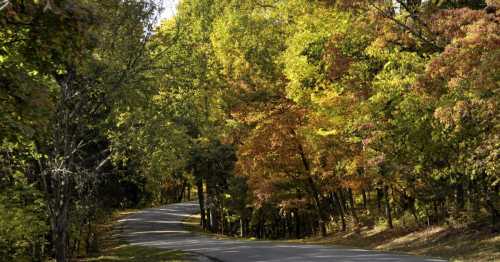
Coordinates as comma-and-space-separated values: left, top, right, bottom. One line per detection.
182, 213, 499, 261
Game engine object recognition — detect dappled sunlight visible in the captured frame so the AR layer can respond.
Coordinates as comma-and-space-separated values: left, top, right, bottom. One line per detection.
116, 218, 142, 223
156, 208, 184, 212
363, 224, 389, 238
140, 211, 191, 218
483, 234, 500, 244
143, 220, 182, 224
376, 227, 447, 250
3, 0, 497, 261
127, 230, 191, 235
116, 202, 448, 262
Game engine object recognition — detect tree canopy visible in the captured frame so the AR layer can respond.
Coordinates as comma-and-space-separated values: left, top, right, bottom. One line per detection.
1, 0, 498, 261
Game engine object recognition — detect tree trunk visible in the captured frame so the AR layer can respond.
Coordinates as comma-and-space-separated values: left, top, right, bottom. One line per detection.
258, 213, 264, 238
433, 201, 439, 224
52, 187, 71, 262
220, 202, 224, 235
179, 179, 187, 202
297, 143, 326, 236
348, 188, 359, 227
196, 177, 206, 229
45, 69, 82, 262
207, 207, 213, 231
408, 197, 420, 226
43, 161, 73, 262
486, 184, 499, 232
240, 218, 244, 237
334, 191, 347, 231
384, 185, 393, 229
456, 183, 465, 211
295, 210, 301, 238
362, 189, 367, 210
377, 188, 383, 213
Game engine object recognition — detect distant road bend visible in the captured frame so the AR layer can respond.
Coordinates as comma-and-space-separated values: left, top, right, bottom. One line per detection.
118, 202, 447, 262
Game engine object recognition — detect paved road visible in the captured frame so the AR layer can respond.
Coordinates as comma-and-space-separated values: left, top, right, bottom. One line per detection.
118, 202, 446, 262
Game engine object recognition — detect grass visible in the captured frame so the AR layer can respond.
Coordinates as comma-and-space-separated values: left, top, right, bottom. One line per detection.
182, 213, 499, 262
182, 214, 259, 241
82, 244, 188, 262
182, 213, 205, 235
80, 210, 194, 262
291, 224, 499, 262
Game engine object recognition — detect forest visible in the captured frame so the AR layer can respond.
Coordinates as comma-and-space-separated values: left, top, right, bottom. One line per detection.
0, 0, 499, 261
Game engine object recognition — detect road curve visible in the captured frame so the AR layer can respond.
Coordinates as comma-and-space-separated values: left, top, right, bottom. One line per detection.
118, 201, 447, 262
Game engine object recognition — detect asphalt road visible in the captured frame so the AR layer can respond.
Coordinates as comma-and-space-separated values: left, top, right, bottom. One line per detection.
118, 201, 447, 262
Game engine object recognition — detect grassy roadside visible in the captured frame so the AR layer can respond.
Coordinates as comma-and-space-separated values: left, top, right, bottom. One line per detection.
291, 224, 499, 262
80, 210, 193, 262
182, 214, 230, 240
182, 214, 257, 241
182, 213, 499, 262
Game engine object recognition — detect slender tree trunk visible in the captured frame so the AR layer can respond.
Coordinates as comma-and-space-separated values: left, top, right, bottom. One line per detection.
334, 191, 347, 231
310, 217, 316, 236
179, 180, 186, 202
408, 197, 420, 226
240, 218, 244, 237
207, 207, 213, 231
328, 193, 340, 227
425, 207, 431, 227
220, 202, 224, 235
293, 131, 327, 236
348, 188, 359, 227
338, 190, 347, 213
377, 188, 383, 213
259, 213, 264, 238
85, 219, 92, 255
284, 213, 289, 238
195, 177, 206, 229
307, 177, 327, 236
362, 189, 367, 210
486, 184, 499, 231
51, 178, 71, 262
245, 218, 250, 237
384, 185, 393, 229
456, 182, 465, 211
433, 201, 439, 224
470, 179, 481, 214
295, 210, 301, 238
54, 218, 68, 262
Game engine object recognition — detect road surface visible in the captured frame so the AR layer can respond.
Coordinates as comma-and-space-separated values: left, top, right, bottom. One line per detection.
118, 202, 446, 262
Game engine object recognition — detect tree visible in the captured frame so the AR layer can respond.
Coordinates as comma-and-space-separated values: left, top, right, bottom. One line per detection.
1, 0, 167, 260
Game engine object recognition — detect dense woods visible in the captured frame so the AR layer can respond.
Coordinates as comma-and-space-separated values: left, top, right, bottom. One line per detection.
1, 0, 499, 261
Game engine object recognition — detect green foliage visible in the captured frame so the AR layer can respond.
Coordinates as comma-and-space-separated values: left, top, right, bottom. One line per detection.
191, 0, 500, 237
1, 0, 499, 259
0, 172, 48, 261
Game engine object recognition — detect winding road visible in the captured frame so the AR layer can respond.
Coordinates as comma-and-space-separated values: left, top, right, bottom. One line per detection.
118, 202, 447, 262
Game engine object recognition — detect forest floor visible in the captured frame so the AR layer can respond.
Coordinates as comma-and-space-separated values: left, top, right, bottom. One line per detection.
80, 210, 194, 262
183, 214, 499, 262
